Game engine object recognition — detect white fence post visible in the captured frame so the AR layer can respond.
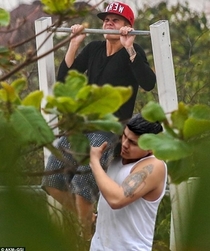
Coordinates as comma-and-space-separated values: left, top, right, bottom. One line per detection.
35, 16, 58, 154
150, 20, 178, 114
35, 17, 62, 224
150, 20, 180, 251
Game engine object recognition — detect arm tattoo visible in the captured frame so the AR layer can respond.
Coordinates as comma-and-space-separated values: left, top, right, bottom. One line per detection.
122, 164, 154, 197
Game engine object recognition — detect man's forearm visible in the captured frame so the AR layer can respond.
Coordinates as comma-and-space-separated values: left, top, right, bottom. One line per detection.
90, 158, 124, 207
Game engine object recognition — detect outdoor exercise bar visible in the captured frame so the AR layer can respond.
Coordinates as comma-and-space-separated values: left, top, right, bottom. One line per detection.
51, 27, 150, 36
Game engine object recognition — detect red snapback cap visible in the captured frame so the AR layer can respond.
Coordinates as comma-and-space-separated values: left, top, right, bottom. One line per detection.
97, 2, 135, 27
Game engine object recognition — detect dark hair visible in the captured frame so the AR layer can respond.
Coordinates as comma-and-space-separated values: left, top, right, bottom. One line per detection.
126, 113, 163, 135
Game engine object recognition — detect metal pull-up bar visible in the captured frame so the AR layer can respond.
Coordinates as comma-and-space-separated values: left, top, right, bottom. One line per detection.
51, 27, 150, 36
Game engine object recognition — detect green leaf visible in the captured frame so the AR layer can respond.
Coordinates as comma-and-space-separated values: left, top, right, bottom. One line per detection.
138, 133, 192, 161
54, 70, 87, 98
113, 86, 133, 104
11, 106, 55, 145
0, 46, 9, 54
56, 96, 78, 113
45, 96, 59, 108
77, 84, 132, 117
0, 188, 73, 250
167, 157, 195, 184
45, 96, 77, 113
0, 8, 10, 26
68, 133, 90, 164
183, 104, 210, 139
190, 104, 210, 120
1, 82, 18, 102
0, 88, 7, 101
87, 115, 123, 134
141, 101, 166, 122
171, 102, 189, 131
11, 78, 27, 94
41, 0, 75, 13
22, 91, 44, 109
184, 117, 210, 140
0, 112, 23, 170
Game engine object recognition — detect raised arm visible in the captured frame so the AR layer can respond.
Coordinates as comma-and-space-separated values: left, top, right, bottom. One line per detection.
119, 26, 156, 91
89, 142, 166, 209
65, 24, 86, 67
57, 24, 86, 82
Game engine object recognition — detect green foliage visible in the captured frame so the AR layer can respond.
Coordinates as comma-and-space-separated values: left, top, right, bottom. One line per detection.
139, 101, 210, 250
41, 0, 89, 17
141, 101, 167, 122
0, 187, 72, 250
139, 101, 210, 183
0, 46, 13, 69
0, 81, 54, 147
153, 195, 171, 251
0, 62, 131, 250
0, 8, 10, 26
41, 0, 74, 13
1, 1, 210, 250
135, 2, 210, 107
44, 70, 131, 163
45, 70, 131, 134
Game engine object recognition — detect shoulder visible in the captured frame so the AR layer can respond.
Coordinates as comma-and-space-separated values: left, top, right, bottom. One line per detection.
132, 156, 166, 179
131, 157, 167, 201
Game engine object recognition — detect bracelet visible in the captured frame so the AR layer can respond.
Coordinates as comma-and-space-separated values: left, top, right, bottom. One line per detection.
126, 46, 137, 62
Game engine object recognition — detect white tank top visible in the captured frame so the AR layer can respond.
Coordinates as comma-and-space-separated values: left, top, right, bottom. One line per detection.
90, 156, 167, 251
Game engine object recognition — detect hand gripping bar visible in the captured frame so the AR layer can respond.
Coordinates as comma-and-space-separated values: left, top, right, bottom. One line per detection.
51, 27, 150, 36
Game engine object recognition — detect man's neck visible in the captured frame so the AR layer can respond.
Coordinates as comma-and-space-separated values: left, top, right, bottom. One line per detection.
106, 40, 123, 56
122, 153, 152, 165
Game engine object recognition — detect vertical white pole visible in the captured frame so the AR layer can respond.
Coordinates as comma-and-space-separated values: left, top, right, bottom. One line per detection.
35, 17, 62, 223
35, 16, 59, 160
150, 20, 179, 251
150, 20, 178, 114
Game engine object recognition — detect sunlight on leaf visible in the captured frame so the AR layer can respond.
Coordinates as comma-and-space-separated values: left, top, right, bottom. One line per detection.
1, 82, 18, 102
41, 0, 76, 14
11, 78, 27, 94
45, 96, 77, 113
22, 91, 43, 109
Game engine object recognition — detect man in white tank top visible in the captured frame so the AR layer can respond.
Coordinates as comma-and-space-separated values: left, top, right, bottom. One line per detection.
89, 113, 167, 251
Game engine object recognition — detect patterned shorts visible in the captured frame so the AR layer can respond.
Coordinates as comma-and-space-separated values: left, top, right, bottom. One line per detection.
41, 132, 118, 203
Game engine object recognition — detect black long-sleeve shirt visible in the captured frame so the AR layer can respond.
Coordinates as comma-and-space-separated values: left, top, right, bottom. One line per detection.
57, 41, 156, 121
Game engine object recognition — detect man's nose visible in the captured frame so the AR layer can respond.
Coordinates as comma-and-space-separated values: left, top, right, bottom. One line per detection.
122, 138, 129, 148
105, 19, 113, 25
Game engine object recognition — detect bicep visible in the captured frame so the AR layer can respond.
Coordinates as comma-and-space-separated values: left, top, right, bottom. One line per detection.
120, 161, 166, 207
122, 170, 148, 197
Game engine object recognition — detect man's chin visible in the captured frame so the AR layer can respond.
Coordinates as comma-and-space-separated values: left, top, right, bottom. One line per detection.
121, 151, 128, 158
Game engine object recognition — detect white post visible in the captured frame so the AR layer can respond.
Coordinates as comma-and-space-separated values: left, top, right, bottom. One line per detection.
35, 16, 58, 145
150, 20, 178, 114
150, 20, 180, 251
35, 17, 62, 224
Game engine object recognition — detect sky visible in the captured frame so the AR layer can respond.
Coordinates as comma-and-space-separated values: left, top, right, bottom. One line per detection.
0, 0, 210, 15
